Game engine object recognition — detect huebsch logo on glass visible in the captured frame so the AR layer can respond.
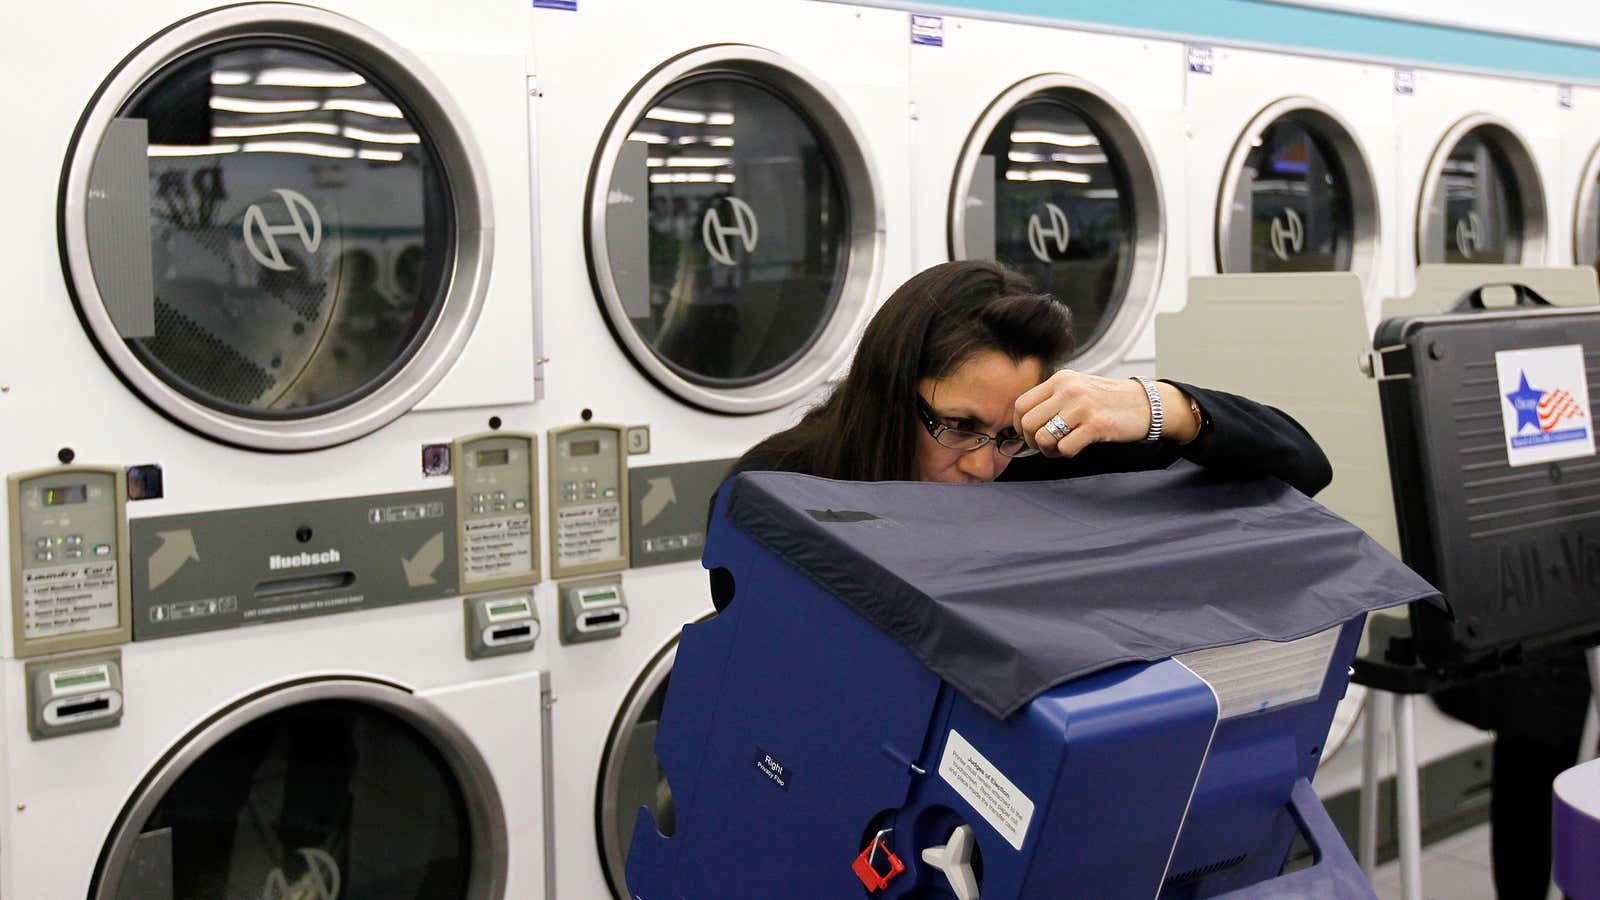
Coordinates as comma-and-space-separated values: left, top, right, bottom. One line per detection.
1496, 345, 1596, 467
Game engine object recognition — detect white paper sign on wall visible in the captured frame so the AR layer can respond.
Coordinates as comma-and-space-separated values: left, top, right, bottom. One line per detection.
1496, 344, 1596, 467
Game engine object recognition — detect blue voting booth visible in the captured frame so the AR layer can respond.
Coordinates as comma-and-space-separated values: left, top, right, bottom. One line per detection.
628, 465, 1438, 898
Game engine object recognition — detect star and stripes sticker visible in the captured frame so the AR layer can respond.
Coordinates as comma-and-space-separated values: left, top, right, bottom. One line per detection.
1505, 372, 1586, 435
1496, 346, 1596, 466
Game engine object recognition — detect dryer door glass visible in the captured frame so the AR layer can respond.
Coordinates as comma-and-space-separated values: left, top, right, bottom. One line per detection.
88, 40, 454, 418
603, 77, 848, 387
1579, 164, 1600, 268
1227, 119, 1354, 272
102, 699, 474, 899
597, 646, 678, 897
1430, 130, 1523, 264
973, 99, 1134, 352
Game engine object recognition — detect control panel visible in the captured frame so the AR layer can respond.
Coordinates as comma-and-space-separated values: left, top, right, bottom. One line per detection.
8, 466, 131, 657
548, 424, 629, 578
27, 650, 124, 739
453, 433, 539, 591
559, 577, 628, 644
464, 591, 540, 659
132, 489, 456, 640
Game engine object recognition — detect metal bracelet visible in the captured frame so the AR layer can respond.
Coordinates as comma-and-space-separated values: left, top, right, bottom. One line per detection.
1132, 376, 1163, 442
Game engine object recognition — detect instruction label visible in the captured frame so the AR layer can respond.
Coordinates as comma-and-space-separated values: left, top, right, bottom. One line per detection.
938, 729, 1035, 851
22, 562, 119, 638
910, 14, 944, 47
557, 501, 622, 568
463, 514, 534, 583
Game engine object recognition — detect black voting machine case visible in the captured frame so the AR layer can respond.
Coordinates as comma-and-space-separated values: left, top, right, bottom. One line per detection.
1375, 283, 1600, 669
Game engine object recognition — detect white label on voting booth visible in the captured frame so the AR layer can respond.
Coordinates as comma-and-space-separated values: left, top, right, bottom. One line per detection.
938, 729, 1035, 851
1495, 345, 1596, 467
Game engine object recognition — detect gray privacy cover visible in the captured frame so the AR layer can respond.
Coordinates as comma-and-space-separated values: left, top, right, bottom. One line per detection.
724, 462, 1440, 718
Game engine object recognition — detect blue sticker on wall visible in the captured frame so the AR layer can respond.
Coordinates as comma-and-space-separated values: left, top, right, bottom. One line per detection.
533, 0, 576, 10
911, 14, 944, 47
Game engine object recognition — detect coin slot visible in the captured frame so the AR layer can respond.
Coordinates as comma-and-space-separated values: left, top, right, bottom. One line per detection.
57, 696, 113, 718
581, 610, 625, 630
253, 571, 356, 599
490, 624, 533, 641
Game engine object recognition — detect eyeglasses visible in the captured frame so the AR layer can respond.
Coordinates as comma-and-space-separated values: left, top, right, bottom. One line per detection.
915, 395, 1040, 458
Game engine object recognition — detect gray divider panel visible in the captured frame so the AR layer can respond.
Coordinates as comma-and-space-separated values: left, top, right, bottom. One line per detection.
1158, 273, 1402, 558
1386, 265, 1600, 321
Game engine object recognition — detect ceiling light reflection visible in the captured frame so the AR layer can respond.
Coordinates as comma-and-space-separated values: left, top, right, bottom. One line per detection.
648, 172, 738, 184
1004, 168, 1093, 184
645, 106, 708, 124
210, 96, 319, 114
243, 140, 356, 159
1009, 129, 1098, 148
321, 98, 404, 118
255, 68, 366, 88
342, 125, 420, 144
148, 143, 241, 157
664, 156, 732, 168
212, 122, 340, 138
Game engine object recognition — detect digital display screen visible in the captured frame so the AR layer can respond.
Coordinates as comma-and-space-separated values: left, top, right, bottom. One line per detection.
475, 449, 510, 467
571, 440, 601, 457
53, 671, 107, 689
490, 601, 528, 616
42, 485, 87, 506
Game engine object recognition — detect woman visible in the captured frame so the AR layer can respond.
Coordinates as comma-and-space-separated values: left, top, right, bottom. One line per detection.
734, 260, 1331, 495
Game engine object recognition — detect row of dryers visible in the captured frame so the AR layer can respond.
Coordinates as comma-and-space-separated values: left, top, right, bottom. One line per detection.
4, 2, 1600, 899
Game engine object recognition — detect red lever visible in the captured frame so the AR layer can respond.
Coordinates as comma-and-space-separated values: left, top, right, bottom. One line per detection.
851, 833, 905, 892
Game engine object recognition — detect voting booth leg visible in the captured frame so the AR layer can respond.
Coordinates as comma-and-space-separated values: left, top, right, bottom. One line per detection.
1551, 653, 1597, 900
1359, 690, 1389, 874
1394, 694, 1424, 900
1583, 647, 1600, 765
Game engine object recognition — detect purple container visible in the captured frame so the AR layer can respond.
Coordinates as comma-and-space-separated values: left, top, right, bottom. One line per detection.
1554, 757, 1600, 900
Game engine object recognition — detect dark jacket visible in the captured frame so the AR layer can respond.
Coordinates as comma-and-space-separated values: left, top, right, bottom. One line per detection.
727, 381, 1333, 498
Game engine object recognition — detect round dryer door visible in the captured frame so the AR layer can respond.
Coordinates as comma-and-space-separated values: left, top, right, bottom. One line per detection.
93, 681, 505, 899
1575, 145, 1600, 270
589, 47, 884, 414
61, 6, 492, 450
950, 76, 1164, 374
1217, 100, 1379, 281
597, 639, 679, 898
1418, 118, 1547, 265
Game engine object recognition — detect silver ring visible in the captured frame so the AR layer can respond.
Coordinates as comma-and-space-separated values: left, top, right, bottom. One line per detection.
1044, 414, 1072, 440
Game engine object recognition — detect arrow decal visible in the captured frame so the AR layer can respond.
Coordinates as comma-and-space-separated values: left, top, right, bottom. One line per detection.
148, 530, 199, 591
402, 532, 445, 587
640, 477, 677, 528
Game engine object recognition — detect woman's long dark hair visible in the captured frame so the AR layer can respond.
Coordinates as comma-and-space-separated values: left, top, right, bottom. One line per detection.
741, 260, 1075, 481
